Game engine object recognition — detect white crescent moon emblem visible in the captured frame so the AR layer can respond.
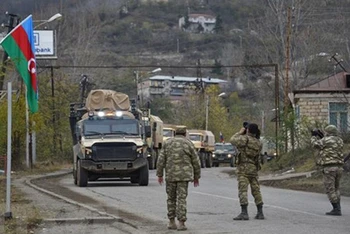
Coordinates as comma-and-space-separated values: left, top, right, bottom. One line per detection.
28, 58, 36, 74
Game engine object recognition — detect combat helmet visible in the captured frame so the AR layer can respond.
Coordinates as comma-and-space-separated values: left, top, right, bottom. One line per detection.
324, 125, 338, 135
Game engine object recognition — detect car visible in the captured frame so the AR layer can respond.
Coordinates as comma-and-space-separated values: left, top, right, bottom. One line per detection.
212, 142, 237, 167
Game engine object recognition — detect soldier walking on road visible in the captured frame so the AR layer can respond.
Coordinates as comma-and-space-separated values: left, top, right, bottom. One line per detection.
230, 123, 265, 220
156, 126, 201, 231
311, 125, 344, 216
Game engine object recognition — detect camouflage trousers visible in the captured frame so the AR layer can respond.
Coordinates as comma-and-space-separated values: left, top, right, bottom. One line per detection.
237, 174, 263, 206
322, 166, 343, 203
166, 181, 189, 221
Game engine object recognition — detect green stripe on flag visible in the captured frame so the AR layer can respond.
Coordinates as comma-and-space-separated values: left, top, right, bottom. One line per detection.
1, 35, 38, 113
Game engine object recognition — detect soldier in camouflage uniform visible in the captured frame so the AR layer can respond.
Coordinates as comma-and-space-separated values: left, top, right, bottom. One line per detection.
230, 123, 264, 220
156, 126, 201, 231
311, 124, 344, 216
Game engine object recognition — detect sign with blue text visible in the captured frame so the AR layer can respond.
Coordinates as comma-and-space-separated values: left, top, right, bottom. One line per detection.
33, 30, 57, 59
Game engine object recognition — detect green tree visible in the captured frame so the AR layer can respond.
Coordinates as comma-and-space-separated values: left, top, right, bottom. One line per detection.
214, 14, 223, 33
211, 59, 223, 75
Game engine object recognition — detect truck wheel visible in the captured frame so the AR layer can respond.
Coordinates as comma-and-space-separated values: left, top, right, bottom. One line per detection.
230, 158, 234, 167
148, 152, 156, 170
138, 164, 149, 186
73, 168, 77, 185
77, 160, 88, 187
206, 153, 212, 168
200, 152, 206, 168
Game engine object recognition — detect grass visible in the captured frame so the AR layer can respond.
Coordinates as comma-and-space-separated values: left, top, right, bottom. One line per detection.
0, 161, 71, 234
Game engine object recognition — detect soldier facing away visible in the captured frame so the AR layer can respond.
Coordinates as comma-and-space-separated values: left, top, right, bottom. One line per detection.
230, 123, 265, 220
311, 124, 344, 216
156, 126, 201, 231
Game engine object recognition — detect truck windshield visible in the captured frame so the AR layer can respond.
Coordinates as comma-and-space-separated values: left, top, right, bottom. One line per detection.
163, 129, 174, 137
83, 119, 139, 136
189, 135, 202, 141
215, 144, 234, 151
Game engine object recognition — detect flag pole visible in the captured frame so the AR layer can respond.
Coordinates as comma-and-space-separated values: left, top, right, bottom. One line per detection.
5, 81, 13, 220
25, 87, 30, 168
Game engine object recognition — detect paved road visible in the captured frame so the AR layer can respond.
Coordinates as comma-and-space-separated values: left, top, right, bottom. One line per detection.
57, 167, 350, 234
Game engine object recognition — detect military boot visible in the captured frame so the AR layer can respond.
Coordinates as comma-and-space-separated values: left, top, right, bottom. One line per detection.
255, 204, 265, 220
177, 220, 187, 231
167, 218, 177, 230
233, 205, 249, 220
326, 203, 342, 216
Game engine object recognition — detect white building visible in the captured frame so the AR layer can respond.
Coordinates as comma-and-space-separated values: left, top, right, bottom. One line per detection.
137, 75, 227, 104
179, 13, 216, 33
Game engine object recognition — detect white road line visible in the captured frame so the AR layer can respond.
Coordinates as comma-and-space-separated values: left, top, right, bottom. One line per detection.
192, 191, 327, 218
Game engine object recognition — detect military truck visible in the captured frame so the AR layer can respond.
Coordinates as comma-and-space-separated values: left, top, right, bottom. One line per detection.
163, 124, 176, 142
69, 89, 151, 187
188, 130, 215, 168
142, 112, 163, 169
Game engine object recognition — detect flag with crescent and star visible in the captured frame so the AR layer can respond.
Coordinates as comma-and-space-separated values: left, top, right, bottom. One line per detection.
0, 15, 38, 113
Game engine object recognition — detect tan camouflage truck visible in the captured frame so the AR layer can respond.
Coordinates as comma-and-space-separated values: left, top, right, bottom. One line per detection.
162, 124, 177, 142
142, 112, 163, 169
188, 129, 215, 168
69, 89, 151, 187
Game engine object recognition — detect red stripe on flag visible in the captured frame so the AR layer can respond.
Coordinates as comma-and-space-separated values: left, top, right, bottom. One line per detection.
11, 25, 37, 92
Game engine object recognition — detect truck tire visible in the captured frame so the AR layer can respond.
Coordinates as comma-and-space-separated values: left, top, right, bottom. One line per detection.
205, 153, 212, 168
148, 151, 156, 170
73, 168, 77, 185
138, 164, 149, 186
77, 160, 88, 187
230, 158, 234, 167
200, 152, 206, 168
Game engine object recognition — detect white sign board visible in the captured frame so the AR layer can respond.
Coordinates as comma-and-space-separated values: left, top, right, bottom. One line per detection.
33, 30, 57, 59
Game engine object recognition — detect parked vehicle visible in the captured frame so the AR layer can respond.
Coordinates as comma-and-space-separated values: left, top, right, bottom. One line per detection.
212, 143, 237, 167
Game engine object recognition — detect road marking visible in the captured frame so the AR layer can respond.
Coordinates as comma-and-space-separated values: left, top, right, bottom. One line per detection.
192, 191, 327, 218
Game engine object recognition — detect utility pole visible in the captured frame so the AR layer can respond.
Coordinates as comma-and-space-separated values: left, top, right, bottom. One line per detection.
0, 12, 20, 90
284, 7, 292, 153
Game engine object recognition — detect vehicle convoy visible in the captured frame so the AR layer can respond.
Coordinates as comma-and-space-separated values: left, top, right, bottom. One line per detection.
212, 142, 237, 167
69, 89, 151, 187
188, 129, 215, 168
142, 112, 163, 169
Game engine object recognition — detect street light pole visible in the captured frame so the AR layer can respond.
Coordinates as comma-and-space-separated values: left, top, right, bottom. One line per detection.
34, 13, 62, 29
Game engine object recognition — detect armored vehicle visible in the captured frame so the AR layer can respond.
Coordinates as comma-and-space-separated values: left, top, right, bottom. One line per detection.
69, 89, 151, 187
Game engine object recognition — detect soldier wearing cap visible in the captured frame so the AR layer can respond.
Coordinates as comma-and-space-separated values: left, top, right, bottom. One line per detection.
156, 125, 201, 231
311, 124, 344, 216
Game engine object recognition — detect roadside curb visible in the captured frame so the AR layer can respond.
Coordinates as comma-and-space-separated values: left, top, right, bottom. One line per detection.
259, 170, 317, 182
23, 169, 124, 224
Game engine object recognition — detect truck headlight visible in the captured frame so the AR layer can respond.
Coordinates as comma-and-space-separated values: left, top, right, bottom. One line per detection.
228, 154, 232, 158
85, 148, 92, 158
212, 154, 216, 158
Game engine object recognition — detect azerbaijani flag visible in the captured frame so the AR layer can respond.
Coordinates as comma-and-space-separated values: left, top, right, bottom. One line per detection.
0, 15, 38, 113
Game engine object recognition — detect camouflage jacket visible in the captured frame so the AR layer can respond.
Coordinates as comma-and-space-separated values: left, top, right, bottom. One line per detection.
230, 132, 262, 176
311, 135, 344, 166
156, 136, 201, 182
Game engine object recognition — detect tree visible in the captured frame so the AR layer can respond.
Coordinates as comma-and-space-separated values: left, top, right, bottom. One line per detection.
214, 14, 223, 33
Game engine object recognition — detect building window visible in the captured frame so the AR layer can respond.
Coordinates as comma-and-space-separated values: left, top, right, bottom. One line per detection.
329, 102, 348, 132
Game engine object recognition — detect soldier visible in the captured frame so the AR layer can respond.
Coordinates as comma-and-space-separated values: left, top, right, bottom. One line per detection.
311, 124, 344, 216
156, 126, 201, 231
230, 123, 264, 220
